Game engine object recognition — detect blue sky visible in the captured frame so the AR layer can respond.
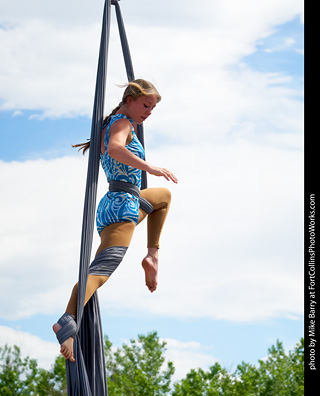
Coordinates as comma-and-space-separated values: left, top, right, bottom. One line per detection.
0, 0, 304, 381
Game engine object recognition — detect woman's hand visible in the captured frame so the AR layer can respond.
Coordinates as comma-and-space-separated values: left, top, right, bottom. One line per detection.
146, 165, 178, 183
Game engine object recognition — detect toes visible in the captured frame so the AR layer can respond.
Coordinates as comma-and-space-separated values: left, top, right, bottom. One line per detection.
60, 347, 68, 358
146, 282, 157, 292
60, 339, 75, 362
61, 349, 75, 362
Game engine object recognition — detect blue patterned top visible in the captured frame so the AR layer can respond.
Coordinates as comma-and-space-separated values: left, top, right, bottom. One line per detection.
96, 114, 145, 234
100, 114, 145, 188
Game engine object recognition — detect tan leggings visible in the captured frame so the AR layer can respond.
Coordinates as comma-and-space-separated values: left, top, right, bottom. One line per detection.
66, 187, 171, 317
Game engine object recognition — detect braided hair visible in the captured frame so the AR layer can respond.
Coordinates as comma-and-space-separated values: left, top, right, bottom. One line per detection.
72, 79, 161, 155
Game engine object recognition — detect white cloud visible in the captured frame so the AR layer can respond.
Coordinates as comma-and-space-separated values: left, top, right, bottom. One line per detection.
0, 326, 58, 370
0, 132, 303, 323
97, 141, 303, 322
0, 1, 304, 388
0, 0, 303, 123
0, 0, 303, 330
163, 338, 218, 381
0, 20, 101, 117
0, 0, 304, 29
0, 157, 87, 319
0, 325, 216, 381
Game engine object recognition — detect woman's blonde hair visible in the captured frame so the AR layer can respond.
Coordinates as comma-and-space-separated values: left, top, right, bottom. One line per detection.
73, 79, 161, 154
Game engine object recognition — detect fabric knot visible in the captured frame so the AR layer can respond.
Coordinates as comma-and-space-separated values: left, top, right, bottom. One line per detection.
56, 313, 77, 345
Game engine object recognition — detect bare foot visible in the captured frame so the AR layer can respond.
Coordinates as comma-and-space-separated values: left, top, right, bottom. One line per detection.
52, 322, 75, 362
141, 250, 158, 293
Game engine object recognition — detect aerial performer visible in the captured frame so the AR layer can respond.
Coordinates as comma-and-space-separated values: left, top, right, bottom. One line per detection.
53, 78, 178, 363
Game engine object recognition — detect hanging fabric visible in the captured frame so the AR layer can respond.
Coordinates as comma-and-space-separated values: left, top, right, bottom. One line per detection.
112, 0, 148, 189
60, 1, 147, 394
63, 0, 110, 394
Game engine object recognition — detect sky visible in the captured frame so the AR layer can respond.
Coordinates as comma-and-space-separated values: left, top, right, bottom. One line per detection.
0, 0, 304, 383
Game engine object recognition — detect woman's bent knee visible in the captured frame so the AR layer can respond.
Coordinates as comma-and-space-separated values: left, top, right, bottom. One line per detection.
141, 187, 171, 208
162, 188, 171, 205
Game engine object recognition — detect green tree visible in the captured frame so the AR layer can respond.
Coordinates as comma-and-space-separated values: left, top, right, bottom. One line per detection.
0, 344, 67, 396
172, 338, 304, 396
0, 344, 38, 396
105, 331, 174, 396
172, 363, 234, 396
232, 339, 304, 396
1, 336, 304, 396
35, 355, 67, 396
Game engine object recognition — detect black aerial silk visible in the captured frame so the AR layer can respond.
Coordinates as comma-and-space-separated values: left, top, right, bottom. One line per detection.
63, 1, 147, 394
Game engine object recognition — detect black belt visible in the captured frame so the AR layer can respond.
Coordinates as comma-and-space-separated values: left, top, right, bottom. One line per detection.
108, 180, 154, 214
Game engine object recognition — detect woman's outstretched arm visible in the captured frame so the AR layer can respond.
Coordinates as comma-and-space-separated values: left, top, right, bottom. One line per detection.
108, 119, 178, 183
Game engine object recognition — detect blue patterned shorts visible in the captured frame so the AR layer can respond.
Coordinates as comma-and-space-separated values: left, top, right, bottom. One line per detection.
96, 191, 139, 235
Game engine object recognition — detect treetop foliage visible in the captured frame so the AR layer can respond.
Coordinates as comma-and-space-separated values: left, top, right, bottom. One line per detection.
0, 333, 304, 396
